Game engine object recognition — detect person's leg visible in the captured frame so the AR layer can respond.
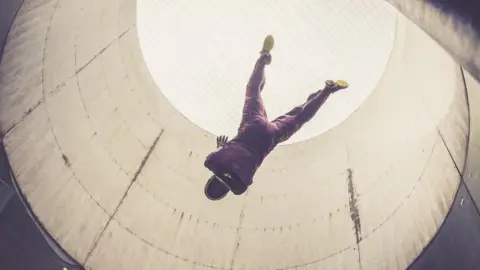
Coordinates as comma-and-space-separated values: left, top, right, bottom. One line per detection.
271, 80, 348, 143
280, 90, 321, 118
238, 53, 272, 132
271, 89, 331, 143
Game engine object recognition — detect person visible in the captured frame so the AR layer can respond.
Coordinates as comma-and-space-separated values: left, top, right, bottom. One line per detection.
204, 35, 349, 200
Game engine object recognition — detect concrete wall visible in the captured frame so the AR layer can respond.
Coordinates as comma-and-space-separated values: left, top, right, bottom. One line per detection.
385, 1, 480, 268
385, 0, 480, 82
0, 1, 469, 269
0, 0, 477, 269
408, 70, 480, 270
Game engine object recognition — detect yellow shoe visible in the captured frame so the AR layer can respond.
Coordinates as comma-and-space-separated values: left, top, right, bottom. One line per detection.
336, 80, 349, 88
325, 80, 349, 92
261, 35, 275, 53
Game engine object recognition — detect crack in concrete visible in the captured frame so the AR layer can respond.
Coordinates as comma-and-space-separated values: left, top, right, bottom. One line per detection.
229, 194, 247, 269
347, 168, 362, 244
83, 128, 164, 264
347, 168, 363, 269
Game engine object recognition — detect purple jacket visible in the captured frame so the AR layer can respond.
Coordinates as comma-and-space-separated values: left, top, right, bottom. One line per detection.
204, 117, 277, 186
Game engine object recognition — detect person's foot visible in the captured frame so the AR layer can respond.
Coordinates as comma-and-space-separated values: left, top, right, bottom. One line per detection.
258, 35, 274, 65
325, 80, 349, 93
261, 35, 275, 53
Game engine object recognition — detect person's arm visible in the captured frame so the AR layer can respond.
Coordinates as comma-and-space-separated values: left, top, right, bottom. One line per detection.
216, 135, 229, 148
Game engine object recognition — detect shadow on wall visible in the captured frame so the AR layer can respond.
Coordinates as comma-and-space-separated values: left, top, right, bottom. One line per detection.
0, 142, 84, 270
0, 0, 23, 63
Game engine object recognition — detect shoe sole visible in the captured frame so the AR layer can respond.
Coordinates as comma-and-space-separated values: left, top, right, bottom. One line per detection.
262, 35, 274, 53
336, 80, 349, 88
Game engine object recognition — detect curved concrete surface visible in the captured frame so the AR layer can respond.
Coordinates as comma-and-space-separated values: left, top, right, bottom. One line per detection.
0, 0, 476, 269
386, 0, 480, 83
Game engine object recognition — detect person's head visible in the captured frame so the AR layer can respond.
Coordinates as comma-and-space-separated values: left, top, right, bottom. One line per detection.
204, 175, 229, 201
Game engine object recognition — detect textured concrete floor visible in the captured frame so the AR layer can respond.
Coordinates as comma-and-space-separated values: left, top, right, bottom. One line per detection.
0, 0, 475, 269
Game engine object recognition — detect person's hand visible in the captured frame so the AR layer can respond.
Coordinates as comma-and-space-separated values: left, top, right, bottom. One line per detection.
216, 135, 229, 148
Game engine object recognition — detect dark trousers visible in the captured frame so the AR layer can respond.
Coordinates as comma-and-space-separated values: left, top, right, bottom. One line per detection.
239, 54, 332, 144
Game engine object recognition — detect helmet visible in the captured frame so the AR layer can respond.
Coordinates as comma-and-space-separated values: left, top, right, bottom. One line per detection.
204, 175, 229, 200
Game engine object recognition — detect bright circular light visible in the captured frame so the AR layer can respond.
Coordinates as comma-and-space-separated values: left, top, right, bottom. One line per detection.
137, 0, 396, 144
